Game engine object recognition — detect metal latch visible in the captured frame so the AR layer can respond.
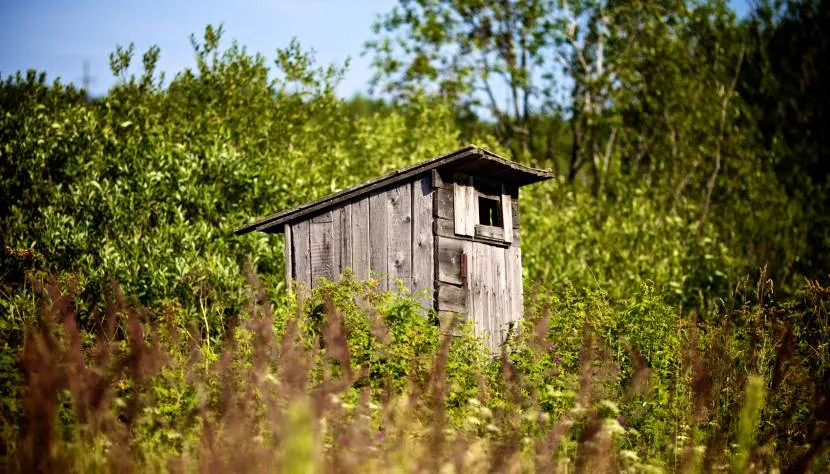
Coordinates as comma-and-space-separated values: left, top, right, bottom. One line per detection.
460, 252, 467, 284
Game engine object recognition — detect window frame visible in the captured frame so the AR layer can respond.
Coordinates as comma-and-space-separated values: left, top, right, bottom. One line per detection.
452, 174, 513, 244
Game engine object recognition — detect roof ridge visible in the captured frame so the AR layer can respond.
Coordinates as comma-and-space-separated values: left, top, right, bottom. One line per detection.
234, 145, 551, 235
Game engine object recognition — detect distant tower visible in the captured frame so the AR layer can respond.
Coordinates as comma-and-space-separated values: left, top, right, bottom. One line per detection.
81, 60, 95, 101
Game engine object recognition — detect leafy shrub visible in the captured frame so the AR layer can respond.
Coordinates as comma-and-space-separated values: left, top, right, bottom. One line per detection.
2, 273, 828, 472
2, 23, 829, 473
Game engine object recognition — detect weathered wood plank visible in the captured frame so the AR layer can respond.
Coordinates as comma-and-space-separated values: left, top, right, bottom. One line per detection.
439, 217, 510, 248
487, 244, 498, 349
310, 212, 332, 223
369, 191, 388, 290
466, 240, 477, 335
340, 204, 352, 274
436, 236, 467, 285
331, 204, 353, 277
284, 223, 293, 292
504, 246, 514, 328
453, 174, 470, 237
475, 224, 505, 241
501, 185, 513, 243
471, 242, 482, 344
434, 217, 455, 238
506, 245, 524, 323
436, 283, 465, 313
464, 176, 477, 236
515, 246, 523, 322
461, 239, 473, 330
434, 187, 454, 220
293, 219, 311, 290
351, 198, 370, 281
494, 244, 508, 347
387, 183, 412, 289
412, 175, 434, 310
511, 196, 520, 230
310, 215, 333, 285
331, 207, 342, 277
494, 247, 502, 349
468, 242, 480, 340
472, 243, 490, 346
485, 244, 495, 349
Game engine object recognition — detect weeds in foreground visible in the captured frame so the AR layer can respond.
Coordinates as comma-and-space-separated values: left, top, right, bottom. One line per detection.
3, 271, 829, 472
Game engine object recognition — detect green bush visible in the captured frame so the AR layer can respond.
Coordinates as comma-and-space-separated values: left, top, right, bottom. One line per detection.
2, 274, 827, 472
2, 22, 829, 473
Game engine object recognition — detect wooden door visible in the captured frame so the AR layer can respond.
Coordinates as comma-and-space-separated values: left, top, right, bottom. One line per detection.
467, 242, 510, 351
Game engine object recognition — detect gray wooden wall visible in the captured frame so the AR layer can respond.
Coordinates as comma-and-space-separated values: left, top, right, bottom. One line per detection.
284, 170, 524, 351
284, 174, 434, 310
433, 172, 523, 351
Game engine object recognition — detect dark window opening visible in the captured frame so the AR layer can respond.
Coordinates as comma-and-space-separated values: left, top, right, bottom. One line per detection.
478, 196, 502, 227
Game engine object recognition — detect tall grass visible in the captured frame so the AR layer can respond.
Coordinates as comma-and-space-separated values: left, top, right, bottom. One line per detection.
3, 269, 829, 472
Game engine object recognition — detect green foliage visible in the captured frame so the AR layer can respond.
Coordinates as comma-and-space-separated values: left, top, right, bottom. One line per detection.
2, 3, 830, 470
0, 26, 459, 334
733, 374, 766, 473
367, 0, 825, 289
4, 274, 828, 472
520, 182, 735, 310
740, 0, 830, 277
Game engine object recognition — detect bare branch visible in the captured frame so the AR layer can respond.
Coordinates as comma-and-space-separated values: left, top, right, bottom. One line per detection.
700, 45, 745, 226
602, 127, 617, 176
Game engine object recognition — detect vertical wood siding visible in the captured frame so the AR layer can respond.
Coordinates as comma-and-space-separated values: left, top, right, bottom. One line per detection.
369, 191, 389, 290
284, 224, 293, 293
431, 175, 523, 350
283, 169, 522, 351
331, 204, 353, 276
501, 184, 513, 243
287, 173, 434, 309
292, 219, 311, 291
411, 176, 434, 311
310, 211, 333, 285
453, 174, 476, 236
505, 245, 523, 325
387, 183, 412, 289
351, 198, 370, 280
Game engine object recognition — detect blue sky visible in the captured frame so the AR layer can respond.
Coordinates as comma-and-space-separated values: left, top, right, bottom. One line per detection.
1, 0, 751, 98
0, 0, 396, 97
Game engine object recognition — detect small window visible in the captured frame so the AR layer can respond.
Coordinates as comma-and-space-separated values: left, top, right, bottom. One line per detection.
478, 196, 502, 227
453, 173, 512, 240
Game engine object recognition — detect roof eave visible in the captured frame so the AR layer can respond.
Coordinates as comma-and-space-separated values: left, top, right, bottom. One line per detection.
234, 145, 552, 235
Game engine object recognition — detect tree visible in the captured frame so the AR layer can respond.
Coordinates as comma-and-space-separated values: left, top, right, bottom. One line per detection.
741, 0, 830, 277
367, 0, 558, 165
366, 0, 749, 198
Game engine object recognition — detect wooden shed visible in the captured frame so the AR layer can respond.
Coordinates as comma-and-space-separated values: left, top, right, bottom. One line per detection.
235, 145, 552, 349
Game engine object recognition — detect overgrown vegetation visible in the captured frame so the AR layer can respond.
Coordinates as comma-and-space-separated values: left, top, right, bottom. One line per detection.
1, 0, 829, 471
3, 271, 828, 472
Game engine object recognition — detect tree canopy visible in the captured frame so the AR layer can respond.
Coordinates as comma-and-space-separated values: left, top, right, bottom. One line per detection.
1, 1, 829, 471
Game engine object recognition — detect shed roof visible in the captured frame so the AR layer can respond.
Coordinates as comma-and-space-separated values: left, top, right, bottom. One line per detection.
234, 145, 553, 235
